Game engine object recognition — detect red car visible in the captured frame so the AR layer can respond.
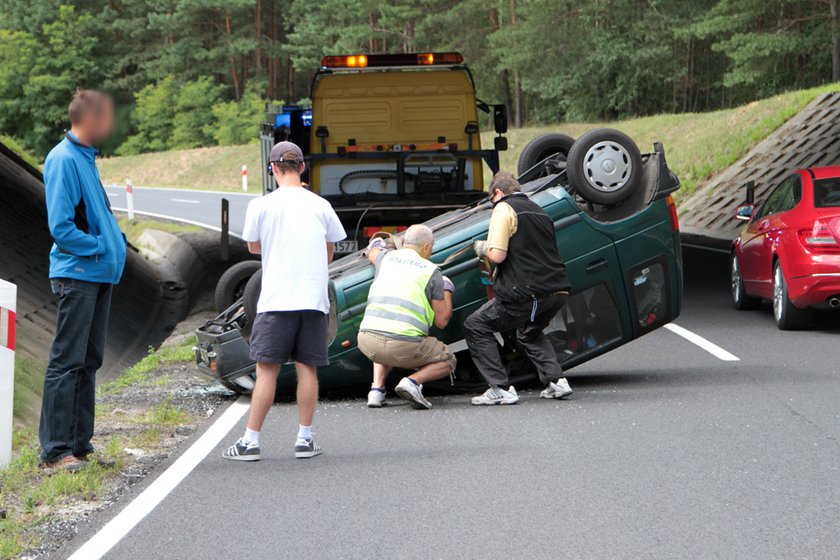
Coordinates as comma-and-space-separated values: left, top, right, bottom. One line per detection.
731, 166, 840, 329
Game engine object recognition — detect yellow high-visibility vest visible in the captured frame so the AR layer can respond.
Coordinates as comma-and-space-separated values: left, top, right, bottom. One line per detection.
360, 249, 437, 337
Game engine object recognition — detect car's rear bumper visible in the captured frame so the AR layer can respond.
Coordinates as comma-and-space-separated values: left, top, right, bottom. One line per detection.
787, 255, 840, 307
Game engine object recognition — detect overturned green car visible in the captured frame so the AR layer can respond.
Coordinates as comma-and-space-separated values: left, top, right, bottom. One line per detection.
195, 128, 683, 394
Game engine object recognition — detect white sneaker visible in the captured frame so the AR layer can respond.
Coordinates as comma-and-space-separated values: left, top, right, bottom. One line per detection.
394, 377, 432, 410
367, 389, 386, 408
471, 386, 519, 406
540, 378, 573, 399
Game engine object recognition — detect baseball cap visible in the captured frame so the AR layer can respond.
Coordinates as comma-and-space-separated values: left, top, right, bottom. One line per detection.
269, 141, 304, 163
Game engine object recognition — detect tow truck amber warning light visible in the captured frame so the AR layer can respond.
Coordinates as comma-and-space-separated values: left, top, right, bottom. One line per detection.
321, 52, 463, 69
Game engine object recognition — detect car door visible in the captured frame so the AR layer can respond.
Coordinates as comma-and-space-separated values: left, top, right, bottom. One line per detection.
740, 177, 794, 297
537, 193, 626, 367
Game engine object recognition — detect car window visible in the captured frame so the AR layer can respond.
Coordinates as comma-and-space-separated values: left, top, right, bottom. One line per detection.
756, 177, 794, 218
814, 178, 840, 208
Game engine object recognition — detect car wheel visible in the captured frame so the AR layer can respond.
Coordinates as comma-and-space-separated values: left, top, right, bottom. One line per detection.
731, 252, 760, 310
243, 268, 262, 323
772, 261, 810, 330
566, 128, 642, 205
516, 133, 575, 178
214, 260, 261, 312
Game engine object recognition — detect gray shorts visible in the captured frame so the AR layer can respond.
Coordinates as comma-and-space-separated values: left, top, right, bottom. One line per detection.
249, 311, 329, 366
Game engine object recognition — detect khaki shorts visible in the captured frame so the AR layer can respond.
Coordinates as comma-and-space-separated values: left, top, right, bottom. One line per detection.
358, 331, 456, 372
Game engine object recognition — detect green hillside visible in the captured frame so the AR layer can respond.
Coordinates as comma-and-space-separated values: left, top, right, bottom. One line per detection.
97, 84, 838, 199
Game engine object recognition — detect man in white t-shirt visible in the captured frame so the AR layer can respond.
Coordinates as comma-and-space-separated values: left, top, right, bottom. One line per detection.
222, 141, 346, 462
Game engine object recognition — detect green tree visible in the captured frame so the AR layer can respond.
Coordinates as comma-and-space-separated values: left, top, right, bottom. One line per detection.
119, 76, 178, 154
172, 77, 223, 148
211, 84, 271, 146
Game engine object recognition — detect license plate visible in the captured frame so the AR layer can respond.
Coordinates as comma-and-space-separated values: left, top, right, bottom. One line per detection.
335, 240, 359, 253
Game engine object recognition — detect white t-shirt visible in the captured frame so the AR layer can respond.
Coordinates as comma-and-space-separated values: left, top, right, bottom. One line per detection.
242, 187, 346, 314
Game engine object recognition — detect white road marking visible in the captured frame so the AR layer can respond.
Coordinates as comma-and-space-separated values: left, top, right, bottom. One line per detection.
67, 396, 250, 560
170, 198, 201, 204
105, 185, 258, 198
109, 207, 243, 239
664, 323, 740, 361
681, 242, 730, 255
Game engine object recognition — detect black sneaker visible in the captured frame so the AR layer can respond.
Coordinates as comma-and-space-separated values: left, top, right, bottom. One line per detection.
222, 438, 261, 461
294, 438, 322, 459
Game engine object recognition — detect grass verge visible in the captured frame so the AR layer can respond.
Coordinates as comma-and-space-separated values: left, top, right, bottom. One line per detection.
118, 217, 201, 247
98, 143, 262, 193
1, 336, 201, 559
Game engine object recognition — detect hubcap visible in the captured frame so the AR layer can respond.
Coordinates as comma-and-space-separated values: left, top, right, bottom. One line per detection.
773, 266, 783, 321
731, 255, 740, 302
582, 141, 632, 192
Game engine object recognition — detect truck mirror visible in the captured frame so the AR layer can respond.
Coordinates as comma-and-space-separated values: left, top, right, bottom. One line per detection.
494, 105, 508, 134
494, 136, 508, 151
465, 121, 479, 135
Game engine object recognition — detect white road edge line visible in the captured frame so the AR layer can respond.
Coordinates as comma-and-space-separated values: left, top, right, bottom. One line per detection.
170, 198, 201, 204
110, 207, 244, 239
105, 185, 258, 198
664, 323, 740, 361
67, 396, 250, 560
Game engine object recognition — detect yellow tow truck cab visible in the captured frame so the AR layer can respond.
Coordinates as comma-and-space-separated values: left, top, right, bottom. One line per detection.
260, 52, 508, 253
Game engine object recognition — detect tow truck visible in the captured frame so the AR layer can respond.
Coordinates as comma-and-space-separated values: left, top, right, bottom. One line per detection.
212, 52, 511, 313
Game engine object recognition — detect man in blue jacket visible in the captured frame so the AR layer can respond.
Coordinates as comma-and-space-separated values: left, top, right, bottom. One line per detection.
40, 90, 126, 472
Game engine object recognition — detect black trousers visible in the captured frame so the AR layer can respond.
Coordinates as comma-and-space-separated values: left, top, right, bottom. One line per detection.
464, 293, 566, 388
39, 278, 112, 462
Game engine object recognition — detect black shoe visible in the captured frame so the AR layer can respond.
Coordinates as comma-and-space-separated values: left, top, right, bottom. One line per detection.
294, 438, 322, 459
222, 438, 261, 461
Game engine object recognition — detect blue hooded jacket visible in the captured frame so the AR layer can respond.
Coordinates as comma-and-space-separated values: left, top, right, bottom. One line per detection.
44, 132, 126, 284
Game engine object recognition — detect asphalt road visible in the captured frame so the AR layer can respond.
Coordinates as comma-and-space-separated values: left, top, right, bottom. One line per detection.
65, 247, 840, 560
104, 185, 256, 237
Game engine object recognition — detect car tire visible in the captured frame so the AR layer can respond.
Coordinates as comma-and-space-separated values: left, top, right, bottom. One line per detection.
566, 128, 642, 205
516, 133, 575, 177
773, 261, 810, 330
215, 260, 261, 313
243, 268, 262, 323
731, 251, 760, 310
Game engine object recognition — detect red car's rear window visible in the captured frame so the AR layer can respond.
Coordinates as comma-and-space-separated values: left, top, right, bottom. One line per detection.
814, 178, 840, 207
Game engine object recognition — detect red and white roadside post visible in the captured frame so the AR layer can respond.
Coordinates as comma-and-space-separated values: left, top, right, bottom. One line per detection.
0, 279, 16, 468
241, 164, 248, 192
125, 178, 135, 221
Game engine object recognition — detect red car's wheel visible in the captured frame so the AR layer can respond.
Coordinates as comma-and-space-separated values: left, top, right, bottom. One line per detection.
731, 251, 760, 310
772, 261, 810, 330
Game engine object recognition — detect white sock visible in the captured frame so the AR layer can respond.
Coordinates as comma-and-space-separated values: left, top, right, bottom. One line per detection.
297, 425, 312, 441
243, 428, 260, 446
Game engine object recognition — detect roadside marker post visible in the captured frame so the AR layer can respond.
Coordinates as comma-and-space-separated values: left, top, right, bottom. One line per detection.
0, 279, 17, 468
220, 198, 230, 262
126, 178, 135, 221
241, 165, 248, 192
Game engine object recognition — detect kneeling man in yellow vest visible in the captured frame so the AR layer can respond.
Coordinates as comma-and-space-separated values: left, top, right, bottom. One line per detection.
358, 224, 456, 410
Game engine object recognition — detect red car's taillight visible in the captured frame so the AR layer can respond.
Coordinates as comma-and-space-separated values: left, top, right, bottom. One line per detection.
666, 195, 679, 232
798, 220, 840, 250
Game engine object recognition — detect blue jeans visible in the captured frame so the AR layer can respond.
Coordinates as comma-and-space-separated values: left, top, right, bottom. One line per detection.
39, 278, 113, 462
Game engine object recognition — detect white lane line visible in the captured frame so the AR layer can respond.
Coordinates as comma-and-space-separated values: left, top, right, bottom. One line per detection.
170, 198, 201, 204
105, 185, 258, 198
67, 396, 250, 560
110, 207, 244, 239
663, 323, 740, 361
